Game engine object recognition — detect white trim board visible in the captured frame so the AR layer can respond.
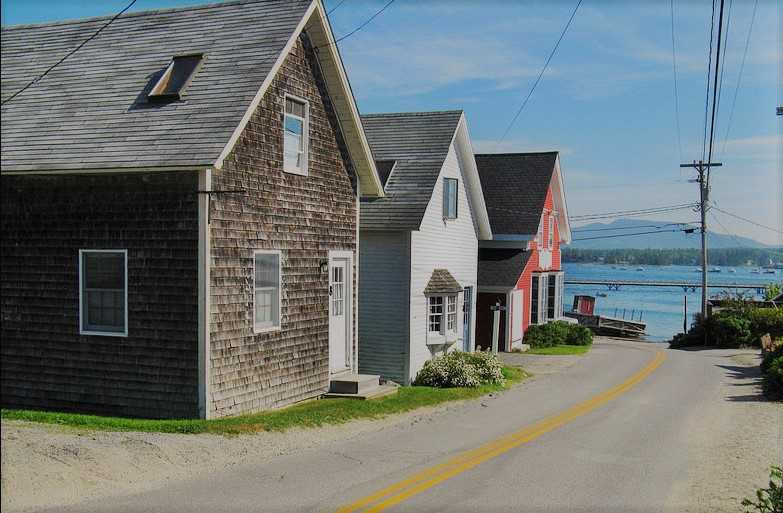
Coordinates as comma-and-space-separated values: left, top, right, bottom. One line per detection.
78, 249, 128, 338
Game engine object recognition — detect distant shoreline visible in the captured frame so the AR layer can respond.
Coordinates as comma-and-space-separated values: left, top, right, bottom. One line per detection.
562, 247, 783, 267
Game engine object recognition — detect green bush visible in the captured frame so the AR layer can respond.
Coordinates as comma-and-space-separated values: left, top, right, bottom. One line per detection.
761, 346, 783, 401
523, 321, 593, 348
413, 351, 504, 388
742, 465, 783, 513
747, 308, 783, 341
706, 312, 753, 348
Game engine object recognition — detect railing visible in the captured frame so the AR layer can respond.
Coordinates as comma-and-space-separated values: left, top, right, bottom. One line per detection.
565, 279, 772, 293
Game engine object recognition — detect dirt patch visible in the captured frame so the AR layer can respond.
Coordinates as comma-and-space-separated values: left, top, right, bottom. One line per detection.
667, 350, 783, 513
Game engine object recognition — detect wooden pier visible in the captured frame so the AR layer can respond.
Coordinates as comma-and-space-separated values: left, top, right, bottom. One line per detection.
564, 279, 772, 293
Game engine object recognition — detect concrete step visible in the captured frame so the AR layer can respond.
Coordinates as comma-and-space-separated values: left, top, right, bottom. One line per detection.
328, 373, 380, 395
322, 383, 398, 401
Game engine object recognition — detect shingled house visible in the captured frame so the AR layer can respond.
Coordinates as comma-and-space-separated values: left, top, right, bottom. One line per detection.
357, 111, 492, 384
0, 0, 384, 418
474, 152, 571, 351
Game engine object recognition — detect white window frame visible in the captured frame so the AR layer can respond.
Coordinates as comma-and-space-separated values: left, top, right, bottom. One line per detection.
428, 294, 459, 335
548, 215, 555, 249
428, 296, 444, 334
535, 216, 543, 247
443, 178, 458, 220
79, 249, 128, 337
446, 295, 457, 332
283, 93, 309, 176
253, 249, 282, 334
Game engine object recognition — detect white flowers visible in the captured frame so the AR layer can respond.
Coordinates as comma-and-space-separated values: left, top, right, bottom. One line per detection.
414, 351, 505, 388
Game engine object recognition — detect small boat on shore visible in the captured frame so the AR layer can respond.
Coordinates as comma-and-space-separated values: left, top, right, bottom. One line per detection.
708, 266, 721, 273
565, 295, 646, 338
636, 266, 645, 271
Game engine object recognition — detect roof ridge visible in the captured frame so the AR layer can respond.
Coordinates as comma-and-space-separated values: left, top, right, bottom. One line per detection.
1, 0, 298, 31
475, 151, 559, 157
362, 109, 463, 118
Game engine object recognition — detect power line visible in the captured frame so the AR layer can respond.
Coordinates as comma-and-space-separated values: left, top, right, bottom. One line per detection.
1, 0, 137, 107
705, 0, 726, 182
573, 179, 686, 190
499, 0, 582, 141
701, 0, 717, 164
573, 222, 695, 233
670, 0, 684, 162
713, 0, 733, 142
318, 0, 395, 49
720, 0, 758, 156
327, 0, 348, 16
711, 207, 783, 235
572, 228, 692, 242
569, 203, 699, 221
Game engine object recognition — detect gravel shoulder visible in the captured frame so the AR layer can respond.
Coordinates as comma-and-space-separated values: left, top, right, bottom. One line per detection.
666, 348, 783, 513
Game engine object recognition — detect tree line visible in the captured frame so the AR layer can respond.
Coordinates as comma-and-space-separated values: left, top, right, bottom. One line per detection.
561, 247, 783, 267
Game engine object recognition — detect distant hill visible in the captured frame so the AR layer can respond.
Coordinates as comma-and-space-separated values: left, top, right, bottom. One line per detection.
569, 218, 767, 250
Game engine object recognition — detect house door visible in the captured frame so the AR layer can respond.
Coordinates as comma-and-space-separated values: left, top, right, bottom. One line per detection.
462, 286, 473, 351
329, 254, 352, 374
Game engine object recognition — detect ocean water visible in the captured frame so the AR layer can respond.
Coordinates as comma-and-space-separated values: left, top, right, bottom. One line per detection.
563, 263, 782, 342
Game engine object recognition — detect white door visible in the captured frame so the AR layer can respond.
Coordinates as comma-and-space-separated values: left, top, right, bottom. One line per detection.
329, 255, 351, 373
511, 289, 523, 342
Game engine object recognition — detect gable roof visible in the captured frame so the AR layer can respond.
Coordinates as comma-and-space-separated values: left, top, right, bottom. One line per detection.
360, 110, 463, 230
360, 110, 492, 238
475, 152, 558, 238
423, 269, 463, 295
0, 0, 384, 196
477, 248, 531, 289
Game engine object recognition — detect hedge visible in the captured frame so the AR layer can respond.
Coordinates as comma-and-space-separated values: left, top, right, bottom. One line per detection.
523, 321, 593, 348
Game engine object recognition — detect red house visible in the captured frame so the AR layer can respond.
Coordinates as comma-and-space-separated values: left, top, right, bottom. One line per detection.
474, 152, 571, 351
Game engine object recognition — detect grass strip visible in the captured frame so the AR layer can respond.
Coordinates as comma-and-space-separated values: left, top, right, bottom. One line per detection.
525, 344, 591, 356
1, 366, 527, 435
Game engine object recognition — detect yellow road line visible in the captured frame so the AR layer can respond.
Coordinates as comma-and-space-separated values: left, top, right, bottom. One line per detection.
332, 350, 666, 513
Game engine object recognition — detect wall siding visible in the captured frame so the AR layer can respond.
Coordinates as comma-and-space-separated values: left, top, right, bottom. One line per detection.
208, 35, 358, 417
409, 142, 479, 383
0, 172, 199, 418
357, 231, 410, 383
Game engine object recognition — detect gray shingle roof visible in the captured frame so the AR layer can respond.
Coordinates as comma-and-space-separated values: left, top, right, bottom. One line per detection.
360, 110, 463, 231
475, 152, 558, 237
1, 0, 311, 172
423, 269, 463, 295
477, 248, 530, 288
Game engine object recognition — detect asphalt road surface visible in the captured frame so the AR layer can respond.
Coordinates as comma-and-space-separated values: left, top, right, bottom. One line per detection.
41, 341, 777, 513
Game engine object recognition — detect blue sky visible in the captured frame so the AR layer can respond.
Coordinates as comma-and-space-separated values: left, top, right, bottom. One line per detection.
2, 0, 781, 245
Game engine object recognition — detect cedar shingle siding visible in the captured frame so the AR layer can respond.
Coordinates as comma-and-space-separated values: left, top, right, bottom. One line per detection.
208, 35, 357, 417
0, 172, 199, 418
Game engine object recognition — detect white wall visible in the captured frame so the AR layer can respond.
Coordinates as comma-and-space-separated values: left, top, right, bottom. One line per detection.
408, 140, 480, 382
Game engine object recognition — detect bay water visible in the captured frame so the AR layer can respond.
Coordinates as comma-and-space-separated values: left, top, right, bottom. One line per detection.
563, 263, 782, 342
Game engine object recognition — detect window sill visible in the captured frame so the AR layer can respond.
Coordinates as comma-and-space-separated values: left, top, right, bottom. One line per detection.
426, 334, 459, 346
283, 167, 308, 177
254, 325, 281, 335
80, 329, 128, 338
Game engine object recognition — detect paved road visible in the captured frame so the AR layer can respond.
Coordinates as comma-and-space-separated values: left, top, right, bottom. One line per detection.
42, 341, 775, 513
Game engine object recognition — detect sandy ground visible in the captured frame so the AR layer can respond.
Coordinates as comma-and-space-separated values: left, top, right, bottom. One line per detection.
666, 349, 783, 513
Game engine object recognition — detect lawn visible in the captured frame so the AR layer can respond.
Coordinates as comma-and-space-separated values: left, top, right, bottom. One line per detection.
1, 366, 527, 435
525, 344, 592, 356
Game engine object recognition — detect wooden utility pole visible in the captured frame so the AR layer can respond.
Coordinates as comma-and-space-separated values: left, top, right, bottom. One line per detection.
680, 160, 721, 321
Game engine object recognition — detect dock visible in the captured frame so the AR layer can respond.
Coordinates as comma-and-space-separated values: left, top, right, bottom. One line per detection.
564, 311, 646, 338
564, 279, 772, 293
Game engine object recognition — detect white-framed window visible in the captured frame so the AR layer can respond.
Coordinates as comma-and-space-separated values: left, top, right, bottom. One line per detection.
535, 216, 543, 247
283, 94, 308, 175
428, 295, 458, 334
548, 215, 555, 249
443, 178, 458, 219
428, 296, 444, 333
446, 295, 457, 331
79, 249, 128, 336
254, 250, 281, 332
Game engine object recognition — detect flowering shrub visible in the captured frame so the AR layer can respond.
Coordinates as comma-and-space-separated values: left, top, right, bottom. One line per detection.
413, 351, 505, 388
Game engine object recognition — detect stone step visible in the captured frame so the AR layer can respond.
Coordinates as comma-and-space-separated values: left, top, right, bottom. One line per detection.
322, 383, 398, 401
328, 373, 380, 395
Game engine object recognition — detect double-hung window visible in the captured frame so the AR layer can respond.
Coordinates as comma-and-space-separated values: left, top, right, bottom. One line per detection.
443, 178, 458, 219
530, 276, 540, 325
283, 95, 308, 175
254, 251, 281, 332
548, 215, 555, 249
535, 216, 543, 247
428, 296, 444, 333
446, 295, 457, 332
79, 250, 127, 336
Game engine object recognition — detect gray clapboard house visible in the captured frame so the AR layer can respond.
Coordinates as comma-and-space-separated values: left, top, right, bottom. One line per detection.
0, 0, 385, 418
358, 111, 492, 384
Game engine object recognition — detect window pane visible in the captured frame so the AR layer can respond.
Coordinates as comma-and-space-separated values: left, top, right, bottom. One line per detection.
285, 98, 306, 118
84, 253, 124, 289
255, 254, 279, 288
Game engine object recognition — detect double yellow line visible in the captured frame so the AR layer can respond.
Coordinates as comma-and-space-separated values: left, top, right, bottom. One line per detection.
332, 350, 666, 513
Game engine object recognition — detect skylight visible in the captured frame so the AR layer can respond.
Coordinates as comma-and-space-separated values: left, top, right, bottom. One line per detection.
148, 54, 203, 102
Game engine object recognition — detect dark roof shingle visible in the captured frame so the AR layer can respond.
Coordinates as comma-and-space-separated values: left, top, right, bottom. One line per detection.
475, 152, 558, 237
423, 269, 463, 295
1, 0, 311, 172
360, 110, 463, 231
477, 248, 530, 288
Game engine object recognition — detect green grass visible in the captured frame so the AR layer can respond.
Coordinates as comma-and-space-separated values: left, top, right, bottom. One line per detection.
1, 366, 527, 435
525, 344, 592, 356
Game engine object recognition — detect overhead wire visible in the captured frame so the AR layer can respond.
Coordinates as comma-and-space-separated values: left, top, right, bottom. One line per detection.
499, 0, 582, 141
327, 0, 348, 16
572, 228, 694, 242
669, 0, 684, 162
711, 207, 783, 235
317, 0, 395, 49
572, 222, 696, 233
1, 0, 137, 107
701, 0, 717, 164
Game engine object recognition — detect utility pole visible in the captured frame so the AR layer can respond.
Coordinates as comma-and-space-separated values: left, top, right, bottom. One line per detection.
680, 160, 721, 322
